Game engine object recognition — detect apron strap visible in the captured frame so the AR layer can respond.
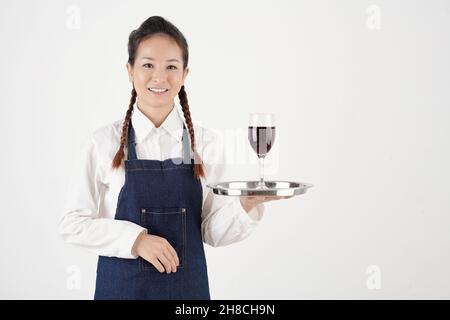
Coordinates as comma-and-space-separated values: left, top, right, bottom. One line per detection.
181, 124, 192, 164
127, 119, 138, 161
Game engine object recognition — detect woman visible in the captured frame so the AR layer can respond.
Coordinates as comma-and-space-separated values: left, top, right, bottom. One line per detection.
59, 16, 290, 300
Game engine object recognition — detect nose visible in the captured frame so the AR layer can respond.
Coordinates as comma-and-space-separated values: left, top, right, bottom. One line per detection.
151, 66, 168, 82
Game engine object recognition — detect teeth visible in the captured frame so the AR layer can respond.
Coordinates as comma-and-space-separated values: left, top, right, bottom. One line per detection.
149, 88, 167, 93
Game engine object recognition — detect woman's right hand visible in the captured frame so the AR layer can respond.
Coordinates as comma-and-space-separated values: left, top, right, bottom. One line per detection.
132, 233, 179, 273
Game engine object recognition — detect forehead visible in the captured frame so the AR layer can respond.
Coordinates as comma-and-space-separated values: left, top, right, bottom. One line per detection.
136, 34, 183, 61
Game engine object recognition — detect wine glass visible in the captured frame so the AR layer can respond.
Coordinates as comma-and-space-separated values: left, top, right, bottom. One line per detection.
248, 113, 276, 189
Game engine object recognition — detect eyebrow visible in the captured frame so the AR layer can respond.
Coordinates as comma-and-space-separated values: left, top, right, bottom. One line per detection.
141, 57, 181, 63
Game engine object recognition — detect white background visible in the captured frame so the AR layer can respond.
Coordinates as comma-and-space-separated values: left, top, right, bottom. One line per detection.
1, 0, 449, 299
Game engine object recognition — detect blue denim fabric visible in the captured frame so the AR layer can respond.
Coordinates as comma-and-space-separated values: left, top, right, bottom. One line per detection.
94, 119, 210, 300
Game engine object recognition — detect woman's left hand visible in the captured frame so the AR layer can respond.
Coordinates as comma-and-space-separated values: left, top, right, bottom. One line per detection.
240, 195, 293, 213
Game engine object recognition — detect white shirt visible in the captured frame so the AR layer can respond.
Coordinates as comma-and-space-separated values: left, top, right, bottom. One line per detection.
58, 100, 264, 259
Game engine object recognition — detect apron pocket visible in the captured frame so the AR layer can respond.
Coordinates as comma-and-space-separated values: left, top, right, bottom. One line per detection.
139, 207, 187, 272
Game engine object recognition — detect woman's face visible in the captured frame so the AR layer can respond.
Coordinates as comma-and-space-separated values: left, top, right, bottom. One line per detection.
127, 34, 189, 110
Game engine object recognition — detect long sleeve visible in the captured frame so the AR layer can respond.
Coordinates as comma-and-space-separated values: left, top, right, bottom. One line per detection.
58, 134, 147, 259
200, 132, 265, 247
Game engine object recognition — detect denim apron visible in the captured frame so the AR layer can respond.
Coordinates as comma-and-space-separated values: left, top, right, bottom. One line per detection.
94, 119, 210, 300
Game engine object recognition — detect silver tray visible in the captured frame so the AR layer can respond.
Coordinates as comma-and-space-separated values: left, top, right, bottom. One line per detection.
206, 180, 313, 197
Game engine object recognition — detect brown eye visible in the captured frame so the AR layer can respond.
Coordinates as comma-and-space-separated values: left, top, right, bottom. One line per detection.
143, 63, 153, 68
168, 65, 177, 70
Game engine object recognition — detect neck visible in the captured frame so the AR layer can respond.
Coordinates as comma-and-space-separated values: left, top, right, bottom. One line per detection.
137, 100, 174, 128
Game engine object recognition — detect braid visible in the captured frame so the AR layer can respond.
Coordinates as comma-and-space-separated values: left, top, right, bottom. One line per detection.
178, 85, 205, 179
112, 88, 137, 169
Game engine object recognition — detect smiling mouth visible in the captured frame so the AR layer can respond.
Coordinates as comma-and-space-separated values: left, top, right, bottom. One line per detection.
148, 88, 169, 93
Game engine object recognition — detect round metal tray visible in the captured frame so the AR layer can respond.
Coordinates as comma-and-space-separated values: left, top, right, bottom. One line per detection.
206, 180, 313, 197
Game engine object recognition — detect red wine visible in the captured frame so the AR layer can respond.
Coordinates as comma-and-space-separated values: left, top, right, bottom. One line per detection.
248, 126, 276, 158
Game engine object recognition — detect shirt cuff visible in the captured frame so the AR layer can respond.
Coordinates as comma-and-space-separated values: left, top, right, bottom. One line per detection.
123, 226, 148, 259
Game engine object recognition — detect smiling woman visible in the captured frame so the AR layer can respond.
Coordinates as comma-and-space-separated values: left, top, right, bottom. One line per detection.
58, 16, 268, 300
58, 15, 277, 301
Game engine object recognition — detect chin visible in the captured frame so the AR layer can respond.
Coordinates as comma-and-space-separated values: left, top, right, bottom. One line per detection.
143, 98, 172, 109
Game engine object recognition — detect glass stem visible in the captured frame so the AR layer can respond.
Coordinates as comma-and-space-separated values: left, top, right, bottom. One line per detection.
258, 156, 265, 187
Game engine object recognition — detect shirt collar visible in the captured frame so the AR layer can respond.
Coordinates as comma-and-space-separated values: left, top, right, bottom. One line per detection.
132, 100, 185, 144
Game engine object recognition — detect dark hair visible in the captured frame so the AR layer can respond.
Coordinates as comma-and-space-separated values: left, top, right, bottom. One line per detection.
111, 16, 205, 179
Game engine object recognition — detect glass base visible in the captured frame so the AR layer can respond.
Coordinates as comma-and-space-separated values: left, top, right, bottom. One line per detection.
255, 181, 270, 189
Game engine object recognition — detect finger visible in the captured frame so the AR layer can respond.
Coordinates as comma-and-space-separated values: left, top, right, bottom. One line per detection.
157, 254, 173, 274
260, 196, 277, 202
167, 244, 180, 266
148, 256, 165, 273
267, 196, 292, 201
249, 196, 268, 202
162, 248, 177, 272
250, 196, 266, 200
162, 239, 179, 267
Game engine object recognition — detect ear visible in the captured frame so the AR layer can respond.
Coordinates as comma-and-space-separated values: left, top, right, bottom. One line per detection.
181, 67, 189, 86
126, 63, 133, 83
